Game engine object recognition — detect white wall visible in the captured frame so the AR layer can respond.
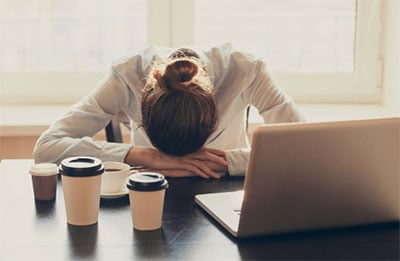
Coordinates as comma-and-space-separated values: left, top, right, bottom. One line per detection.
382, 0, 400, 114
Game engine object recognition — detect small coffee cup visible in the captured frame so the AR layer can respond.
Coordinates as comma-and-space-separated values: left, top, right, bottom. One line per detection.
59, 156, 104, 226
126, 172, 168, 231
30, 163, 59, 201
101, 162, 131, 195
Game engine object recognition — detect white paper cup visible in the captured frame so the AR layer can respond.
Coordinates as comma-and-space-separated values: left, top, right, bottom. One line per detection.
126, 172, 168, 231
60, 157, 104, 226
101, 162, 131, 194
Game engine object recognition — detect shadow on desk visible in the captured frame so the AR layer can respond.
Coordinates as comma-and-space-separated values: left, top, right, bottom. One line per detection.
68, 224, 98, 259
34, 199, 56, 218
195, 199, 399, 260
235, 222, 400, 260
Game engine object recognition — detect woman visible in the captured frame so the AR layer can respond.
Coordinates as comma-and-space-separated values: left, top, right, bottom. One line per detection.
33, 43, 305, 178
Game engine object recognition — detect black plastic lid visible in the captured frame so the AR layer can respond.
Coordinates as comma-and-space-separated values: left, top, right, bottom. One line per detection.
126, 172, 168, 191
59, 157, 104, 177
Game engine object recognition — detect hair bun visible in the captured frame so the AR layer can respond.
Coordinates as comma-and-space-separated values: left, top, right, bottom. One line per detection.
164, 60, 198, 89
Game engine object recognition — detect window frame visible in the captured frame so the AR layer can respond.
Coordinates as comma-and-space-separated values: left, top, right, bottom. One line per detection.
172, 0, 383, 103
275, 0, 382, 103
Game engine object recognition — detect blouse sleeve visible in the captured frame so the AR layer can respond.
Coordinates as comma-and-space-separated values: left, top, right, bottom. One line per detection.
225, 148, 250, 176
247, 60, 305, 123
225, 58, 305, 176
33, 68, 135, 165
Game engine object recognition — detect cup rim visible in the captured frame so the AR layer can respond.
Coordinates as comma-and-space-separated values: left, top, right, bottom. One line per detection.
126, 172, 168, 191
103, 161, 131, 172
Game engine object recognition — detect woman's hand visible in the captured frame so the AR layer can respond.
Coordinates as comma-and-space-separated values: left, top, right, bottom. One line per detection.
125, 146, 228, 179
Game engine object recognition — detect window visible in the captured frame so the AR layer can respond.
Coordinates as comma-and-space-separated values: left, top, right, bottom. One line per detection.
0, 0, 382, 105
191, 0, 382, 103
1, 0, 147, 72
195, 0, 356, 73
0, 0, 147, 105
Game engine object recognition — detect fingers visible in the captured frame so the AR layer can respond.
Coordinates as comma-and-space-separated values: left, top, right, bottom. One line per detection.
203, 147, 226, 156
168, 148, 226, 178
130, 147, 225, 179
139, 169, 197, 178
188, 148, 227, 167
181, 159, 221, 179
143, 160, 221, 179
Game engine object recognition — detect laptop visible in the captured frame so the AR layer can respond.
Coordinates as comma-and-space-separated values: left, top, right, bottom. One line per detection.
195, 117, 400, 237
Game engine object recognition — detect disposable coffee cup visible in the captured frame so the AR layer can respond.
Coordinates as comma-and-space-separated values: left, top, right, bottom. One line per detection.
60, 157, 104, 226
30, 163, 58, 201
126, 172, 168, 231
101, 162, 131, 195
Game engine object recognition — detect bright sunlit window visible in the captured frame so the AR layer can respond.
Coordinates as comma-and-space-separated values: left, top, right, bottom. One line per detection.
194, 0, 355, 73
0, 0, 147, 71
0, 0, 382, 105
192, 0, 381, 103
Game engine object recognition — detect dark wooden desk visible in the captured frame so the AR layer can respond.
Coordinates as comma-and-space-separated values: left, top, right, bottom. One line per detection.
1, 159, 399, 260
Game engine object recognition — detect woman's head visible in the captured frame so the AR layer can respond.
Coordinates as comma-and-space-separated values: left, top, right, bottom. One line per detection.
141, 50, 218, 156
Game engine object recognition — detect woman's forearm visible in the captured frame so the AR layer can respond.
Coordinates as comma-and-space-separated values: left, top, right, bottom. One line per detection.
125, 146, 228, 178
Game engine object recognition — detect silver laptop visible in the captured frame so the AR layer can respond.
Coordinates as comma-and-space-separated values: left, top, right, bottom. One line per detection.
195, 117, 400, 237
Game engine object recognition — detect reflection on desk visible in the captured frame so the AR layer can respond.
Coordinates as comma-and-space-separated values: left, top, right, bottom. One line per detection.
0, 159, 399, 260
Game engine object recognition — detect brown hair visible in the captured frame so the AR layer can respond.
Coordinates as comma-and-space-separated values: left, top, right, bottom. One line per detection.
141, 57, 218, 156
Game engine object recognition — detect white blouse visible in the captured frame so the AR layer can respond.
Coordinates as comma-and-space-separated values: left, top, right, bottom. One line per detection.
33, 43, 305, 176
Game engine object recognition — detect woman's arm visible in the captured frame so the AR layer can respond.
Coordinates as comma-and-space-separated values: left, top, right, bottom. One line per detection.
247, 60, 305, 123
33, 69, 134, 165
221, 57, 306, 177
125, 147, 228, 179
